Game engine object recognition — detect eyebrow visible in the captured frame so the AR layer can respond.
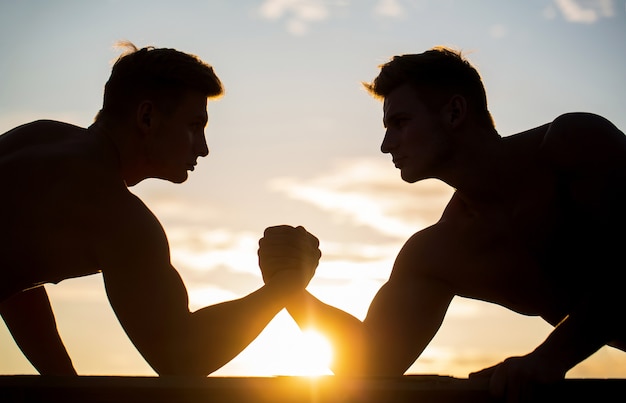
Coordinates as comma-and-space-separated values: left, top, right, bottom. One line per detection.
383, 111, 410, 128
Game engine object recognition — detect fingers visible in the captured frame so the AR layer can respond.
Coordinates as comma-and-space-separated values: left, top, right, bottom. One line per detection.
261, 225, 320, 252
469, 362, 509, 400
469, 364, 498, 379
258, 225, 321, 286
297, 225, 320, 248
488, 363, 509, 401
472, 357, 552, 403
263, 225, 288, 236
264, 225, 303, 237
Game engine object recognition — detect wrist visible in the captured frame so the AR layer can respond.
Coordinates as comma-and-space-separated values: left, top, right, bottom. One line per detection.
528, 347, 569, 379
532, 313, 609, 377
264, 270, 308, 299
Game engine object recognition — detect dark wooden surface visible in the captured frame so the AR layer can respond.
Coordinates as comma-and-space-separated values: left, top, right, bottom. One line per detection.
0, 375, 624, 402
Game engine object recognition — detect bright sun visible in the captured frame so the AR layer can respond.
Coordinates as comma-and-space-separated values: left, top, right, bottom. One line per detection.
213, 315, 335, 376
296, 330, 334, 376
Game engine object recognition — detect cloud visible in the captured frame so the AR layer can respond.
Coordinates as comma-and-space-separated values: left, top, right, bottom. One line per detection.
373, 0, 405, 18
258, 0, 407, 35
552, 0, 615, 23
167, 228, 260, 273
187, 283, 252, 311
269, 158, 453, 239
489, 24, 508, 39
258, 0, 331, 35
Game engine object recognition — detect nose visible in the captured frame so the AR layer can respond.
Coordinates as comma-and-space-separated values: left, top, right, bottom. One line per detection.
197, 132, 209, 157
380, 129, 396, 154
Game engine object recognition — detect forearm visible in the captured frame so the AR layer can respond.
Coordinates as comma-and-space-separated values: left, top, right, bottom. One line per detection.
0, 287, 76, 375
286, 291, 369, 375
532, 309, 615, 375
161, 272, 304, 375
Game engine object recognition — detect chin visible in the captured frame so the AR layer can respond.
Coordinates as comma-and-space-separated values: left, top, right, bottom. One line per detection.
171, 175, 188, 184
160, 172, 188, 184
400, 171, 420, 184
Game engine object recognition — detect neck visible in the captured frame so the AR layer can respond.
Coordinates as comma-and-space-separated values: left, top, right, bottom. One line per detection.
437, 126, 507, 203
87, 121, 144, 186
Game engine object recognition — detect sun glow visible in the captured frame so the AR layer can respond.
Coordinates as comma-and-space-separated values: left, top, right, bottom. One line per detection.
213, 314, 335, 377
297, 330, 334, 376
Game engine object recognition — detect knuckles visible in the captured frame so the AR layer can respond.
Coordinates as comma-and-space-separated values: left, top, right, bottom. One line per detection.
259, 225, 320, 251
258, 225, 322, 284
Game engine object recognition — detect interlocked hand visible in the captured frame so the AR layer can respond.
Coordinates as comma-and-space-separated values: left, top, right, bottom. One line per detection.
258, 225, 321, 288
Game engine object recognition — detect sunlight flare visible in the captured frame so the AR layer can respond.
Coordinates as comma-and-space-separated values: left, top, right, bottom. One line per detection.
298, 330, 334, 376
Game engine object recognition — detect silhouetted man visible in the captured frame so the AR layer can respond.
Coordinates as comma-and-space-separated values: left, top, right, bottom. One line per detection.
0, 43, 318, 376
258, 47, 626, 402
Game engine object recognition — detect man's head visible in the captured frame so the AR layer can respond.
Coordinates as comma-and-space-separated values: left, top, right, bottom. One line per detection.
94, 42, 223, 126
95, 42, 224, 185
364, 47, 494, 130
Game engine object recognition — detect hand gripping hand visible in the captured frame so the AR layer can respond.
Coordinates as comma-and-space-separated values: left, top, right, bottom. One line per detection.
258, 225, 321, 289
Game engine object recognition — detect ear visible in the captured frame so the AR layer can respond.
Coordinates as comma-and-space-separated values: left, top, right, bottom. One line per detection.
136, 100, 154, 134
443, 94, 467, 129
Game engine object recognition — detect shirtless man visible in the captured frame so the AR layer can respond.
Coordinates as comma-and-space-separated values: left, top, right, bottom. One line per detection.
258, 47, 626, 401
0, 43, 317, 376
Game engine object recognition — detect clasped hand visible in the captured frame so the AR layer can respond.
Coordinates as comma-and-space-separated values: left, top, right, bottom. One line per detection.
258, 225, 321, 289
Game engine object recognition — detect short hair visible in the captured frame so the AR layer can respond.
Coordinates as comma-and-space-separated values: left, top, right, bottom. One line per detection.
363, 47, 494, 129
95, 41, 224, 125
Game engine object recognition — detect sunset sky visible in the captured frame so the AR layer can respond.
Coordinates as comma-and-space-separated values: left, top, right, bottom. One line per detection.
1, 0, 625, 377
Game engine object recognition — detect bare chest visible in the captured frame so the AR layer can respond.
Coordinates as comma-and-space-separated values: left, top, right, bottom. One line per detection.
0, 180, 103, 295
438, 177, 571, 319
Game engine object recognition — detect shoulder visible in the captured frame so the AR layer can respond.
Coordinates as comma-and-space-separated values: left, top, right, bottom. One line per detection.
95, 190, 171, 273
1, 119, 81, 136
0, 120, 84, 153
544, 112, 624, 142
540, 113, 626, 170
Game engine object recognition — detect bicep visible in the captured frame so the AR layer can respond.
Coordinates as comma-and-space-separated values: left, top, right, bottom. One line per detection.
103, 261, 190, 335
102, 260, 193, 374
96, 198, 191, 365
362, 272, 453, 374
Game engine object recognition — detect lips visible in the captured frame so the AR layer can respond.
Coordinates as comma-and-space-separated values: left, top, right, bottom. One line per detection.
392, 156, 404, 168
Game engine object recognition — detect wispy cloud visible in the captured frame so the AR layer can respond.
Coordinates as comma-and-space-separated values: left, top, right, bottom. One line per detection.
269, 158, 453, 238
373, 0, 405, 18
257, 0, 408, 35
258, 0, 332, 35
488, 23, 508, 39
552, 0, 615, 23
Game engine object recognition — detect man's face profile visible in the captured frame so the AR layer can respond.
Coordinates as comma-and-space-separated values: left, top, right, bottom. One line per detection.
145, 91, 209, 184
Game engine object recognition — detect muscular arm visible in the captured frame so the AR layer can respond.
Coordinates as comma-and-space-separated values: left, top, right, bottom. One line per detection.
0, 286, 76, 375
531, 309, 615, 375
472, 297, 623, 401
287, 276, 452, 375
104, 265, 305, 375
99, 198, 311, 376
261, 225, 454, 375
539, 112, 626, 360
472, 114, 626, 399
